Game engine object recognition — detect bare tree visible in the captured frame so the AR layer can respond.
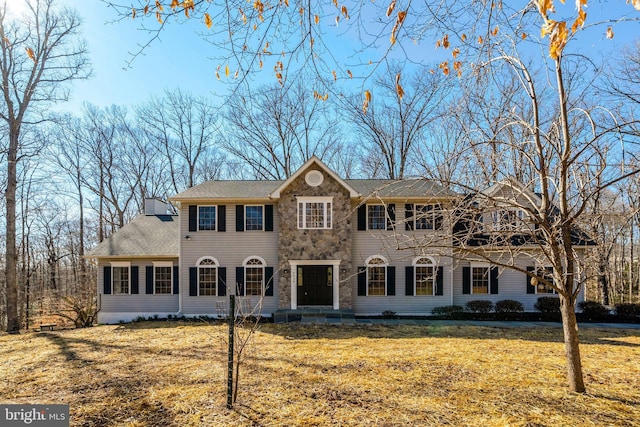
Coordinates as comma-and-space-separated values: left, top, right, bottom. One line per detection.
0, 0, 90, 333
347, 65, 449, 179
136, 88, 222, 192
223, 79, 344, 179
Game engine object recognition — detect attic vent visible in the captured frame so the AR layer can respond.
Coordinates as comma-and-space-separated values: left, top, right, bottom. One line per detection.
305, 170, 324, 187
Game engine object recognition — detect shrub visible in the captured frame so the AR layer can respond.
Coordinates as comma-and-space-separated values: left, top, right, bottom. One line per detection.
465, 300, 494, 314
534, 296, 561, 314
615, 303, 640, 319
494, 300, 524, 313
381, 310, 397, 319
432, 305, 464, 316
577, 301, 609, 320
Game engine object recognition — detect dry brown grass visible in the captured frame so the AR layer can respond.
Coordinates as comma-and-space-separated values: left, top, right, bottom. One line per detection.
1, 322, 638, 426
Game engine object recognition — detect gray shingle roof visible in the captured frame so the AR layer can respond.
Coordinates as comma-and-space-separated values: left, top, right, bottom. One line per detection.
87, 214, 179, 258
171, 178, 457, 201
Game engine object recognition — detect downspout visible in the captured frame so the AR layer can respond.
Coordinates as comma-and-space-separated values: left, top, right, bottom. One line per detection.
172, 200, 183, 318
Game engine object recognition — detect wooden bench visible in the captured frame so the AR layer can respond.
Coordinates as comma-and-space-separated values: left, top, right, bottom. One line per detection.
39, 323, 56, 332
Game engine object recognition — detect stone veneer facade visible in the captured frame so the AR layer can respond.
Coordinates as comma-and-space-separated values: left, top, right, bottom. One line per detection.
277, 166, 354, 309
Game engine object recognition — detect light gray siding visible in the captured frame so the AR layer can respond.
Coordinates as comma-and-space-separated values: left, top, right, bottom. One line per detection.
97, 258, 179, 322
351, 204, 454, 315
179, 203, 279, 316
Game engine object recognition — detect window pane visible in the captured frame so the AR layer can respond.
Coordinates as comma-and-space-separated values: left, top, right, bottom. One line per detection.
112, 266, 129, 294
245, 267, 263, 296
415, 266, 434, 295
245, 206, 264, 231
368, 205, 386, 230
199, 267, 217, 296
415, 205, 432, 230
306, 202, 325, 228
155, 266, 172, 294
198, 206, 216, 231
368, 266, 386, 296
536, 266, 555, 294
472, 267, 489, 294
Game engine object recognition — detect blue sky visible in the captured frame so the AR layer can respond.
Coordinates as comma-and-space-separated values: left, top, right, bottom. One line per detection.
8, 0, 639, 113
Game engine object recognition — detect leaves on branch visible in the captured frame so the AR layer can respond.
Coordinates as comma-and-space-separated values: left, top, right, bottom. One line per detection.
606, 26, 614, 39
386, 0, 396, 17
25, 47, 37, 63
631, 0, 640, 11
363, 90, 372, 114
390, 10, 407, 45
395, 73, 404, 99
204, 13, 213, 29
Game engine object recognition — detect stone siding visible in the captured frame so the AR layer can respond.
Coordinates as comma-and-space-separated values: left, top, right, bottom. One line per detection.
277, 167, 353, 309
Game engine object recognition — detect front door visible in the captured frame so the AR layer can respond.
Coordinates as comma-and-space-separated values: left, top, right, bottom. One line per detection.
297, 265, 333, 306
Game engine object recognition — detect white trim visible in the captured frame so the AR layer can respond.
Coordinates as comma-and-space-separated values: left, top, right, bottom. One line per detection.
196, 256, 219, 266
244, 204, 265, 231
197, 205, 217, 231
288, 260, 341, 310
110, 261, 131, 295
470, 263, 490, 295
305, 170, 324, 186
412, 256, 436, 266
365, 255, 389, 265
413, 257, 436, 296
152, 261, 174, 295
366, 204, 387, 231
270, 156, 360, 198
242, 255, 266, 266
365, 256, 388, 297
297, 197, 333, 229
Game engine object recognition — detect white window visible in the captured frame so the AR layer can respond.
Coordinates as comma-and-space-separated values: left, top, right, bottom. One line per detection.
197, 257, 218, 296
366, 256, 388, 296
471, 264, 490, 294
111, 262, 130, 294
244, 256, 265, 296
492, 209, 524, 231
535, 266, 556, 294
245, 205, 264, 231
297, 197, 333, 229
414, 204, 443, 230
153, 262, 173, 294
198, 206, 217, 230
368, 205, 387, 230
413, 257, 436, 296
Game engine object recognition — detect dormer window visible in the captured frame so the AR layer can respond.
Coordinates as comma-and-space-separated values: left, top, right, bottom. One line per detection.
297, 197, 333, 229
492, 209, 525, 231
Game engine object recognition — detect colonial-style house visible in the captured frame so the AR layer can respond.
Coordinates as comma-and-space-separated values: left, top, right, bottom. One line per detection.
88, 156, 589, 323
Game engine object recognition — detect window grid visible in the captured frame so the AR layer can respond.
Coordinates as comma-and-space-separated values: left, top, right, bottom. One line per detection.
245, 205, 264, 231
368, 205, 386, 230
198, 206, 216, 231
415, 204, 443, 230
472, 266, 489, 294
155, 266, 172, 294
415, 266, 434, 296
536, 266, 555, 294
198, 258, 217, 296
245, 267, 263, 296
367, 258, 387, 296
112, 266, 129, 294
298, 200, 332, 229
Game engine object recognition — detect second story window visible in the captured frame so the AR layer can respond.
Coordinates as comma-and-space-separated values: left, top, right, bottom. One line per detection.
245, 205, 264, 231
492, 209, 524, 231
198, 206, 216, 231
415, 204, 443, 230
368, 205, 387, 230
298, 197, 332, 229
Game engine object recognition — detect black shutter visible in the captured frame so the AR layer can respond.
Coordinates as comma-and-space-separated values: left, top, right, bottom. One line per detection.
236, 267, 245, 296
131, 266, 139, 294
387, 266, 396, 296
189, 205, 197, 232
387, 204, 396, 230
462, 266, 471, 294
526, 266, 536, 294
189, 267, 198, 296
436, 266, 444, 296
405, 204, 414, 230
218, 267, 227, 297
265, 205, 274, 232
264, 267, 274, 296
490, 266, 499, 294
357, 205, 366, 230
405, 266, 414, 296
173, 266, 179, 294
218, 205, 226, 232
146, 266, 154, 294
357, 266, 367, 296
236, 205, 245, 232
103, 266, 111, 294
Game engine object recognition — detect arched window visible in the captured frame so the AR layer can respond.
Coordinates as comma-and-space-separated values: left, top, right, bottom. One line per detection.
197, 257, 218, 296
244, 257, 265, 296
413, 257, 436, 296
366, 256, 388, 296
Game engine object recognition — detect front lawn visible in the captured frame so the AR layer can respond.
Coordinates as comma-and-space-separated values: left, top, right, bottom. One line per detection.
1, 322, 638, 426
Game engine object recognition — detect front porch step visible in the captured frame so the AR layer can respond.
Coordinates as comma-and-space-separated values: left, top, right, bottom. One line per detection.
273, 308, 355, 323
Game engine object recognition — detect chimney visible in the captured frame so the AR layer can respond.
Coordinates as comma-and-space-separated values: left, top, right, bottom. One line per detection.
144, 198, 169, 216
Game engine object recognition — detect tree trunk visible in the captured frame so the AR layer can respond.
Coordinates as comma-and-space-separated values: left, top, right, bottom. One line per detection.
559, 294, 585, 393
6, 129, 19, 333
597, 256, 610, 305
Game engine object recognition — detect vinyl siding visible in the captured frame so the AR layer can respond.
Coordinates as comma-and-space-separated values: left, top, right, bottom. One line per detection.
351, 203, 453, 315
98, 258, 179, 314
180, 203, 279, 316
